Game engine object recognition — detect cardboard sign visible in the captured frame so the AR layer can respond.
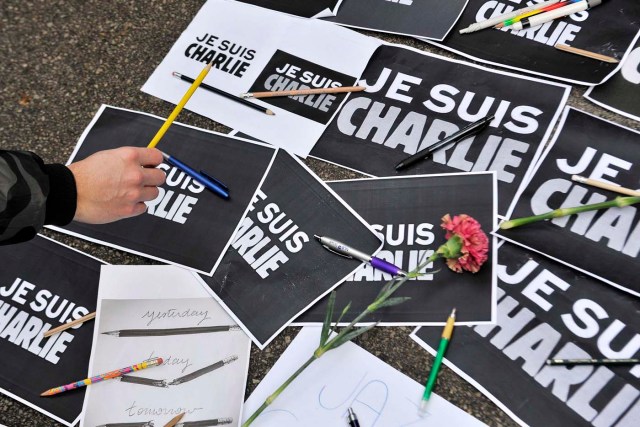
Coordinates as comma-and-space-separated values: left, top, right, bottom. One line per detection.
497, 107, 640, 297
196, 150, 382, 348
0, 235, 103, 426
51, 105, 276, 276
310, 44, 569, 217
295, 173, 497, 326
429, 0, 640, 85
585, 37, 640, 122
412, 243, 640, 427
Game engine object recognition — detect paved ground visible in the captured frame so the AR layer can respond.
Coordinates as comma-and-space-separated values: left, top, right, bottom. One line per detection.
1, 2, 638, 426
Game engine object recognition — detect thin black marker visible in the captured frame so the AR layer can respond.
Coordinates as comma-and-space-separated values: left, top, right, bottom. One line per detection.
168, 356, 238, 385
102, 325, 241, 337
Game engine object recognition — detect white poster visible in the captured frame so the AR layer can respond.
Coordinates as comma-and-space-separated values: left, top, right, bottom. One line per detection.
81, 266, 251, 427
142, 0, 381, 157
243, 327, 487, 426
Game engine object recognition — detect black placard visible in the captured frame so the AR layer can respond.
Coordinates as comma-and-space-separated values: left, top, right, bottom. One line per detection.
295, 173, 497, 325
235, 0, 340, 17
197, 151, 381, 348
413, 243, 640, 427
586, 38, 640, 122
54, 106, 276, 275
497, 107, 640, 297
0, 235, 102, 426
433, 0, 640, 85
247, 50, 357, 124
310, 44, 569, 217
325, 0, 468, 40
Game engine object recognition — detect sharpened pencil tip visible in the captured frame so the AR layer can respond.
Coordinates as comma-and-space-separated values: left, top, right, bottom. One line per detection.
495, 23, 504, 29
451, 308, 456, 318
266, 109, 275, 116
172, 71, 181, 78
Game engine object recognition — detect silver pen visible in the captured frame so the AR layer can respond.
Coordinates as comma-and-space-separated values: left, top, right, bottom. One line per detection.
314, 235, 407, 277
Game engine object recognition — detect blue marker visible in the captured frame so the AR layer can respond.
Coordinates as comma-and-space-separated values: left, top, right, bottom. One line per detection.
160, 150, 229, 200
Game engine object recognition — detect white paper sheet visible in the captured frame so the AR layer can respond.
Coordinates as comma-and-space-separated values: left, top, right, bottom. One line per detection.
243, 327, 486, 426
81, 266, 251, 427
142, 0, 381, 157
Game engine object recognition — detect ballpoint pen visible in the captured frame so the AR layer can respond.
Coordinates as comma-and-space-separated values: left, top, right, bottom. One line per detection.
395, 115, 494, 171
314, 235, 407, 277
160, 150, 229, 200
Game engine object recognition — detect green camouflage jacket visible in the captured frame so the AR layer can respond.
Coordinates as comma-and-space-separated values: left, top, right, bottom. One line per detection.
0, 151, 76, 245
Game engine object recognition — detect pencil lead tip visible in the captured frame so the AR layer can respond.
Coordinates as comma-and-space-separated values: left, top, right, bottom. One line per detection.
451, 308, 457, 317
172, 71, 180, 78
494, 23, 504, 29
266, 109, 275, 116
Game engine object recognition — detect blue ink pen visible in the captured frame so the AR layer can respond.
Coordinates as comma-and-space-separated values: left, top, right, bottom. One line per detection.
160, 150, 229, 200
347, 408, 360, 427
314, 235, 407, 277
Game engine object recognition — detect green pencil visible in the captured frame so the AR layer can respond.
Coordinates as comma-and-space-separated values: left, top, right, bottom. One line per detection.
419, 308, 456, 415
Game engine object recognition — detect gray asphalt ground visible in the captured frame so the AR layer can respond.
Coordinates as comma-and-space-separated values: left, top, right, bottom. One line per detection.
1, 2, 638, 426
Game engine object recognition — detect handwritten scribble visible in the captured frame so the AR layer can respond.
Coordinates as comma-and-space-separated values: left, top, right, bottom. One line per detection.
318, 372, 367, 409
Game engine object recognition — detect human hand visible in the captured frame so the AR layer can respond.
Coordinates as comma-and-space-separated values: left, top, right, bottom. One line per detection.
68, 147, 166, 224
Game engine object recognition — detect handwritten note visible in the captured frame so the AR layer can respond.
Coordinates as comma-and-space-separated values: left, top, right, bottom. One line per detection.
243, 327, 486, 426
81, 266, 250, 427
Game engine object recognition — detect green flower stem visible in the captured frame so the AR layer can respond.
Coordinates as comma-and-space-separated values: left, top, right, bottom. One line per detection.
500, 196, 640, 230
242, 252, 442, 426
241, 354, 318, 427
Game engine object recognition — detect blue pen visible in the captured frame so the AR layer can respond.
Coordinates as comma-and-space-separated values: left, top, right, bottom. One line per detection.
160, 151, 230, 200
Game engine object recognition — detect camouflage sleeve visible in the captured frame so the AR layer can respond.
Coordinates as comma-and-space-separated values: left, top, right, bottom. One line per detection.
0, 150, 77, 245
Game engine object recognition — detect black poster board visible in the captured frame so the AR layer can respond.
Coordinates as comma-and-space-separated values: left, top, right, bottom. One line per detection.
0, 235, 103, 426
310, 44, 569, 217
197, 151, 382, 348
235, 0, 341, 17
431, 0, 640, 85
53, 105, 276, 276
325, 0, 468, 41
412, 243, 640, 427
295, 173, 497, 325
586, 37, 640, 122
497, 108, 640, 297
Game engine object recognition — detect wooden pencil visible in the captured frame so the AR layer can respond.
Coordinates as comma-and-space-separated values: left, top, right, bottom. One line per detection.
572, 175, 640, 197
164, 413, 186, 427
148, 62, 213, 148
240, 86, 366, 99
554, 44, 619, 64
43, 311, 96, 338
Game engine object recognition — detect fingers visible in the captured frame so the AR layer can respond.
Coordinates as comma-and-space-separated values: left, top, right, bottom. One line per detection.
134, 147, 164, 167
141, 167, 166, 187
138, 186, 161, 202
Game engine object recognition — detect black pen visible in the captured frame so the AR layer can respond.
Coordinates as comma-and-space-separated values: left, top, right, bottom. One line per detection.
347, 407, 360, 427
395, 114, 494, 171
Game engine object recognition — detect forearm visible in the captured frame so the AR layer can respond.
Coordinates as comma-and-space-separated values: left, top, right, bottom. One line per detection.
0, 150, 76, 245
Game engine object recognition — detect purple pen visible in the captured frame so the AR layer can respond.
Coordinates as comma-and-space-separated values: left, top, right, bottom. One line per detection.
314, 235, 407, 277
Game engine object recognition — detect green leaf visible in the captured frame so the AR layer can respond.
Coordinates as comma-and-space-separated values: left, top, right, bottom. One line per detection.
320, 291, 336, 346
332, 301, 352, 330
375, 279, 394, 299
376, 296, 411, 309
329, 323, 378, 348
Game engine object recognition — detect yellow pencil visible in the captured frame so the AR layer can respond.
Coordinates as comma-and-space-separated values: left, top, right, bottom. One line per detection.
148, 62, 213, 148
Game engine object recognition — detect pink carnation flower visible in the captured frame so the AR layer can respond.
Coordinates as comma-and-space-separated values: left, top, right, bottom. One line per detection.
441, 214, 489, 273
